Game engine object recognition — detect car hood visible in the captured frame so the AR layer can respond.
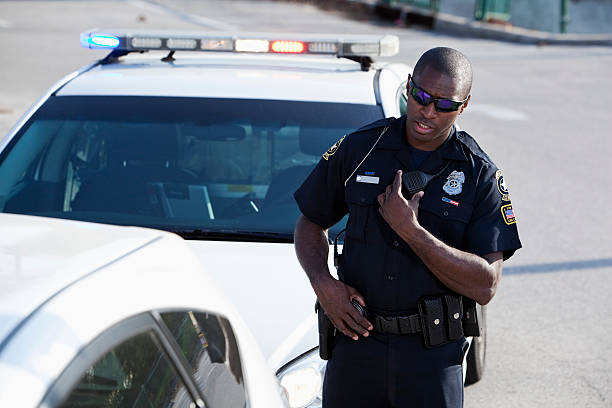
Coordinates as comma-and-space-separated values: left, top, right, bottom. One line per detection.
0, 213, 163, 344
186, 240, 323, 370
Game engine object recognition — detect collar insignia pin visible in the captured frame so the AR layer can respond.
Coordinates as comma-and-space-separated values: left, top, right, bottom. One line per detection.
443, 170, 465, 195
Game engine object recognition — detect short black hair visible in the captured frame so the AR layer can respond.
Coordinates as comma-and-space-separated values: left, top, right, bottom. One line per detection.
413, 47, 473, 98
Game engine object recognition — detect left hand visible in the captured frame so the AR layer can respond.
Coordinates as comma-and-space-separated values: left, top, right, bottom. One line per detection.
377, 170, 423, 234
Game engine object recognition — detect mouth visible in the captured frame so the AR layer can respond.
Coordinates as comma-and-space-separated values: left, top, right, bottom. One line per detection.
414, 119, 434, 133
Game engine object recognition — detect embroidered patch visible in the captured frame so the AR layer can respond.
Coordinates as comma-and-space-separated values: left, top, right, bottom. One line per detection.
442, 197, 459, 206
501, 204, 516, 225
495, 170, 510, 201
322, 135, 345, 160
442, 171, 465, 195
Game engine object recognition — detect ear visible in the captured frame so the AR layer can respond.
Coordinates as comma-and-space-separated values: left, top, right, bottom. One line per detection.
459, 95, 471, 114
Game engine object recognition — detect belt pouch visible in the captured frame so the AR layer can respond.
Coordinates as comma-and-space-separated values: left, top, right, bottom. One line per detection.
315, 300, 335, 360
418, 296, 448, 348
443, 294, 464, 340
461, 296, 482, 337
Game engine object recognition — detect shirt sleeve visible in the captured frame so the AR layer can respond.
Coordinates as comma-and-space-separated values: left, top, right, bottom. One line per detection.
294, 136, 349, 230
464, 164, 522, 260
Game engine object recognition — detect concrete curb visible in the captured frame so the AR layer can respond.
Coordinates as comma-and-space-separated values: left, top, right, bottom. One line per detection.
303, 0, 612, 46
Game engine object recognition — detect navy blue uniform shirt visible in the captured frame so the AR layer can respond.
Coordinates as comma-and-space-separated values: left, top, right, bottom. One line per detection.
294, 115, 522, 315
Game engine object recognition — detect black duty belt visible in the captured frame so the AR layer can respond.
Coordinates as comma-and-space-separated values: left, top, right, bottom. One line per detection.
369, 312, 422, 335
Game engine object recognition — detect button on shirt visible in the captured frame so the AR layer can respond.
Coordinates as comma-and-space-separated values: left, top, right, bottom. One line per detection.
294, 115, 522, 315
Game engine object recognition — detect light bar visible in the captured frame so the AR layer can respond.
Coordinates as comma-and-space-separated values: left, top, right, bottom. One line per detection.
80, 29, 399, 59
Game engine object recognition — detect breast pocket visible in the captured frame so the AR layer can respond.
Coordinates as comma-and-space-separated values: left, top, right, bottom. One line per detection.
418, 195, 473, 247
344, 181, 383, 242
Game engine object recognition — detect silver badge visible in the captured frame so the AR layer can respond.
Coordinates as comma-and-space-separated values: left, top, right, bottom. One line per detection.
443, 171, 465, 195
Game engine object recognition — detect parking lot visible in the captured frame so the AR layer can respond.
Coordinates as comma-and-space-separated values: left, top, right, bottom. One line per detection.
1, 1, 611, 406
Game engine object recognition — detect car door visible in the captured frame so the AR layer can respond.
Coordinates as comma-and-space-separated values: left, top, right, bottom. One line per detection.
42, 310, 248, 408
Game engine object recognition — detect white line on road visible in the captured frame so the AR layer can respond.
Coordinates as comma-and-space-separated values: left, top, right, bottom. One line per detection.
268, 312, 317, 369
129, 0, 239, 31
468, 104, 529, 121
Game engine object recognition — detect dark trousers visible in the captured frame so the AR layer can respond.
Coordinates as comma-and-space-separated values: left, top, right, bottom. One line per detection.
323, 332, 467, 408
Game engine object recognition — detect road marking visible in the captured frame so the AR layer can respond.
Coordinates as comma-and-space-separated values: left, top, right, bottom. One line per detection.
505, 257, 612, 275
468, 104, 529, 121
268, 312, 317, 369
0, 18, 11, 28
129, 0, 239, 31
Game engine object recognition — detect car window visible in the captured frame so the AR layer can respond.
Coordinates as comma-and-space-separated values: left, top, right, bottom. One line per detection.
60, 331, 194, 408
0, 96, 381, 240
161, 311, 246, 407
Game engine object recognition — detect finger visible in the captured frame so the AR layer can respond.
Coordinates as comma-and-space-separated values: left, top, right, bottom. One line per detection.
385, 184, 392, 197
377, 193, 385, 206
412, 190, 425, 204
344, 311, 372, 337
393, 170, 402, 195
329, 315, 359, 340
349, 293, 366, 308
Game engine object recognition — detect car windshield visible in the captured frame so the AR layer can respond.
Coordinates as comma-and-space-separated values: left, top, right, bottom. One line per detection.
0, 96, 383, 241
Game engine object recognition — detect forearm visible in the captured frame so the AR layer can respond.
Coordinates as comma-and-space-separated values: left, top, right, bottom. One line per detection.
397, 224, 500, 305
294, 214, 334, 290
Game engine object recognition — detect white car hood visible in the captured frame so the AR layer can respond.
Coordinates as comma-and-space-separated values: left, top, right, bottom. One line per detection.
0, 214, 163, 344
186, 240, 322, 370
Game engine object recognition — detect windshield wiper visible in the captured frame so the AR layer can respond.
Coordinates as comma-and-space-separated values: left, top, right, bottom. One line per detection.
171, 228, 293, 243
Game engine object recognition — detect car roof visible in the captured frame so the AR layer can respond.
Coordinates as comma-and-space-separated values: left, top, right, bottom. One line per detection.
57, 52, 380, 104
0, 213, 166, 343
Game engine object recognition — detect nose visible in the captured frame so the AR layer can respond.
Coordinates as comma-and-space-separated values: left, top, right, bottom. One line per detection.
420, 101, 437, 119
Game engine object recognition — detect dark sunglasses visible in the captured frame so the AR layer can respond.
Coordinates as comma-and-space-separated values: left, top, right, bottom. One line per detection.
409, 78, 468, 113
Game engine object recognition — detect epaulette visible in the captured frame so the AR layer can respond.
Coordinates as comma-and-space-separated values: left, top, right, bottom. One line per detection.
351, 117, 395, 135
456, 130, 494, 164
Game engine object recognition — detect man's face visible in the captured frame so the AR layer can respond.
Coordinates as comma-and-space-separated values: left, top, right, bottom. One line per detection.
404, 69, 470, 151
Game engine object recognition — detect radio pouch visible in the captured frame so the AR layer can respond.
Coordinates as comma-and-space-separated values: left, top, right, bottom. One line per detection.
418, 296, 448, 348
462, 296, 483, 337
315, 300, 335, 360
444, 294, 464, 340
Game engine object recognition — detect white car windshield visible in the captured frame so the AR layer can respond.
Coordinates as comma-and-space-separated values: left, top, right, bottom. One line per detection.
0, 96, 383, 241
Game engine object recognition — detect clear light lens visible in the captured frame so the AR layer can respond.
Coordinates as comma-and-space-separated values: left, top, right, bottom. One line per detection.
277, 348, 326, 408
308, 42, 337, 54
271, 40, 306, 54
349, 42, 379, 55
131, 37, 162, 49
166, 38, 197, 50
379, 35, 400, 57
280, 367, 321, 407
88, 34, 120, 48
235, 39, 269, 53
201, 39, 233, 51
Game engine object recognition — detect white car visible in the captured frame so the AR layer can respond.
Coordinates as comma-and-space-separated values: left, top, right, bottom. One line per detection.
0, 30, 485, 407
0, 213, 287, 407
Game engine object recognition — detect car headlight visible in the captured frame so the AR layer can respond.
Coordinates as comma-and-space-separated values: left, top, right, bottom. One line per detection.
276, 347, 326, 408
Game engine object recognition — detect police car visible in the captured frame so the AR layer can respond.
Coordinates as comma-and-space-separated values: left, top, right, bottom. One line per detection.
0, 213, 287, 407
0, 30, 485, 407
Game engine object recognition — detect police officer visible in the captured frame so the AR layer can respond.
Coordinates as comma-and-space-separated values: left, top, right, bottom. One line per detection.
294, 47, 522, 407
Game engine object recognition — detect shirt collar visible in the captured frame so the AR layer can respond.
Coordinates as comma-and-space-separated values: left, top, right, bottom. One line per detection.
376, 115, 467, 163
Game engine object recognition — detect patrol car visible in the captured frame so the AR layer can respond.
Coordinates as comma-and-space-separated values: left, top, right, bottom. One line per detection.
0, 213, 287, 407
0, 30, 485, 407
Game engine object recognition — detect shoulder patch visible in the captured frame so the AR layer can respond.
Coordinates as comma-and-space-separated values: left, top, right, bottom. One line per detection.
501, 204, 516, 225
495, 169, 511, 201
456, 131, 493, 164
322, 135, 345, 160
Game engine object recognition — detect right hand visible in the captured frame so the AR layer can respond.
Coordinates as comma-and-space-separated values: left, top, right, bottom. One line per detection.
314, 277, 373, 340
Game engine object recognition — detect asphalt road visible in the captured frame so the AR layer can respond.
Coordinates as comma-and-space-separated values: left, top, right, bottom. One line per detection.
1, 1, 611, 406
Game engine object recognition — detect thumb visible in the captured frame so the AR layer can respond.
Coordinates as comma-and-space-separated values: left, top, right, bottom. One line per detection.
347, 288, 366, 307
412, 191, 425, 204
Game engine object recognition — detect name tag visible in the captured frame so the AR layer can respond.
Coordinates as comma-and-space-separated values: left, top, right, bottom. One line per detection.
356, 175, 379, 184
